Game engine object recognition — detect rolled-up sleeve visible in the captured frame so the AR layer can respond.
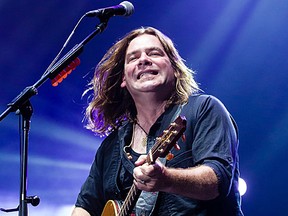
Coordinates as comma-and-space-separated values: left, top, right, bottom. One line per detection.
192, 95, 239, 197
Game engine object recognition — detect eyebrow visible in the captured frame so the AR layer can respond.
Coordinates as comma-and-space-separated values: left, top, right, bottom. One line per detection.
126, 46, 165, 58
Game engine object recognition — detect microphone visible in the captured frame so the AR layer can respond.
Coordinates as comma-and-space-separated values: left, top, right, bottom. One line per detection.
85, 1, 134, 18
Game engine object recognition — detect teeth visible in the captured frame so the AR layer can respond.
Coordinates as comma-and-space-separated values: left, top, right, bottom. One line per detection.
138, 71, 157, 79
140, 73, 148, 78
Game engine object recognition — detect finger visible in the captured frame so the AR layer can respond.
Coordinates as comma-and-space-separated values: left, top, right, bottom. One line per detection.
138, 179, 146, 185
133, 167, 149, 184
133, 168, 144, 181
153, 160, 164, 173
134, 154, 147, 166
133, 167, 147, 180
141, 161, 164, 177
133, 178, 146, 188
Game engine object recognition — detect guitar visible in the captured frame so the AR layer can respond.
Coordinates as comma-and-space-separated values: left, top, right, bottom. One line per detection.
101, 116, 187, 216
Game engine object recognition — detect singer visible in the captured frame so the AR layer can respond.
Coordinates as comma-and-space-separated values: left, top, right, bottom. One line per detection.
71, 27, 243, 216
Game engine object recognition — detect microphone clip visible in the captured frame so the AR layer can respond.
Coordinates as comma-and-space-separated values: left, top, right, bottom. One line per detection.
0, 196, 40, 213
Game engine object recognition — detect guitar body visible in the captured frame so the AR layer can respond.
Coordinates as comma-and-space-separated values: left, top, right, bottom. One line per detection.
101, 200, 120, 216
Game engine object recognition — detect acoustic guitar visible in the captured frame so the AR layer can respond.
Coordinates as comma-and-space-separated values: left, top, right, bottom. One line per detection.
101, 115, 187, 216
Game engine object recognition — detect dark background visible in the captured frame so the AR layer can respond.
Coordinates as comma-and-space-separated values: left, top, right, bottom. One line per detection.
0, 0, 287, 215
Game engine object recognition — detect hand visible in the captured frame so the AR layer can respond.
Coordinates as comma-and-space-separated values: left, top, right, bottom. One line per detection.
71, 207, 91, 216
133, 155, 167, 192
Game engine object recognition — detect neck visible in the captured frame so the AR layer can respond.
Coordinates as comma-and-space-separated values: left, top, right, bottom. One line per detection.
135, 100, 168, 133
131, 90, 172, 131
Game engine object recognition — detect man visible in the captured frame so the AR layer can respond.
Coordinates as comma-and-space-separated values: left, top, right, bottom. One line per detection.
71, 27, 243, 215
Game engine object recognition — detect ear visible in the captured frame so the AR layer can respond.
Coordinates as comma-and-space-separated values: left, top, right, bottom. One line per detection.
120, 75, 126, 88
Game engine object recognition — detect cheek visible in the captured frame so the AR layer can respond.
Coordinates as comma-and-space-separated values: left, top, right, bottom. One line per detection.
166, 64, 176, 79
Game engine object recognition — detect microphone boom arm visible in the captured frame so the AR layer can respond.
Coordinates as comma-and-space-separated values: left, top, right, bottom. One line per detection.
0, 19, 109, 216
0, 21, 107, 122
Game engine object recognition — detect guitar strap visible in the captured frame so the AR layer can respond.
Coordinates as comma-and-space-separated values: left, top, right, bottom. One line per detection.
134, 165, 162, 216
135, 104, 184, 216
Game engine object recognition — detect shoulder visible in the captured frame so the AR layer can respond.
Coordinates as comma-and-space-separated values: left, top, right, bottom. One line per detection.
97, 120, 130, 153
96, 130, 119, 156
189, 94, 223, 106
185, 94, 228, 114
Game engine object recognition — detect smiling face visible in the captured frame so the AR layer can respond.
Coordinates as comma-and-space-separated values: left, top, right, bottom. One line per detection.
120, 34, 176, 99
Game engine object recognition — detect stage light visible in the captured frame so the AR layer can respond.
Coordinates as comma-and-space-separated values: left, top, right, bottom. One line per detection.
238, 177, 247, 196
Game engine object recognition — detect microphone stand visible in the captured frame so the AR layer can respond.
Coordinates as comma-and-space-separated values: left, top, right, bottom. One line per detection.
0, 19, 108, 216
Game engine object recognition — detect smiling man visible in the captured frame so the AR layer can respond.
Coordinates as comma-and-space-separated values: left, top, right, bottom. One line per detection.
71, 27, 243, 216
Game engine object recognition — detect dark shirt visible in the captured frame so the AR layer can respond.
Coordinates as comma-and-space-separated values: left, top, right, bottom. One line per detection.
75, 94, 243, 216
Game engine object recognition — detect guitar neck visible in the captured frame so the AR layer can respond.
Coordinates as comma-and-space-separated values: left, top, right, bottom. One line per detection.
119, 184, 141, 216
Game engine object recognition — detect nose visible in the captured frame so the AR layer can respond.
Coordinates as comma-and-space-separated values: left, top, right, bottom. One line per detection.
138, 53, 152, 66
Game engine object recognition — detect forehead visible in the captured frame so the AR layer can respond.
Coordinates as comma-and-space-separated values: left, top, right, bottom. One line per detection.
126, 34, 164, 53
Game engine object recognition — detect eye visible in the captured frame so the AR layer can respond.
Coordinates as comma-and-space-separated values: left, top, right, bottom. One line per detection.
150, 51, 160, 56
148, 49, 163, 57
127, 55, 137, 63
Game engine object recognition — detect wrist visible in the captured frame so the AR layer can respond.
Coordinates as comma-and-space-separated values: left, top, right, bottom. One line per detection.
160, 166, 175, 193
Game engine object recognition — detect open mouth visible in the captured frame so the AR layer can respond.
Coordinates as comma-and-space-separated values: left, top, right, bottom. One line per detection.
137, 71, 158, 79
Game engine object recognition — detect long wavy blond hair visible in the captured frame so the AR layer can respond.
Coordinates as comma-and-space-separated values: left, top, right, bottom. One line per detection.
84, 27, 199, 136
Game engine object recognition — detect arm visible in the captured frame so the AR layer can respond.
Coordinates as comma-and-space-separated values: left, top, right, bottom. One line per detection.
133, 157, 219, 200
133, 96, 237, 200
163, 164, 219, 200
71, 207, 91, 216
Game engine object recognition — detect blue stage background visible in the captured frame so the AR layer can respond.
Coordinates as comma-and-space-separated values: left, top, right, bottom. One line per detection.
1, 0, 288, 215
